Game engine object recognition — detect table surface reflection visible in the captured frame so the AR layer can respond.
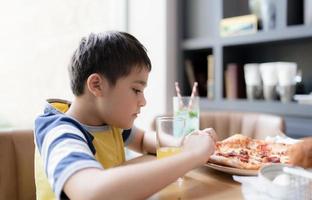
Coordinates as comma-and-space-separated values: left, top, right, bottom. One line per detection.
148, 166, 243, 200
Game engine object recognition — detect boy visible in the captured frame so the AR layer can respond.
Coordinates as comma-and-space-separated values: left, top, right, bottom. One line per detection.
34, 31, 216, 200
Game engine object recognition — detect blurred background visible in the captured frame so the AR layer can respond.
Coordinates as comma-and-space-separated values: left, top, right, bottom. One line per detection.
1, 0, 312, 138
0, 0, 173, 132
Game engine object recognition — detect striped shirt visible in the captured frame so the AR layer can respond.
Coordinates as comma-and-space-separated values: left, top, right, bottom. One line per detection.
34, 100, 136, 200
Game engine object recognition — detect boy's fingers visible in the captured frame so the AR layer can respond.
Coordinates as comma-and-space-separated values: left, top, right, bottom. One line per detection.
202, 128, 218, 142
189, 130, 201, 136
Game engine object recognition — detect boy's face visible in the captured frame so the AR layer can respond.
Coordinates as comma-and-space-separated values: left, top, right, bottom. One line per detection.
99, 66, 149, 129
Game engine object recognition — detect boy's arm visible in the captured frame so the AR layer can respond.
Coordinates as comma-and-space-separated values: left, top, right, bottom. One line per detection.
127, 127, 156, 154
64, 152, 194, 200
64, 130, 215, 200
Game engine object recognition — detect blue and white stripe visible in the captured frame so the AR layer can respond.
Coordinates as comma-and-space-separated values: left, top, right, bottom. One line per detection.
34, 102, 137, 199
35, 112, 102, 199
41, 125, 87, 170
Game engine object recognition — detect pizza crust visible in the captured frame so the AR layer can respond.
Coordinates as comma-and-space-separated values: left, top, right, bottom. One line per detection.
209, 154, 261, 170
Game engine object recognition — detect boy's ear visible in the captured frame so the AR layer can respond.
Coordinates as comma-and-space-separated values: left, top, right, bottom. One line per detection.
86, 73, 109, 97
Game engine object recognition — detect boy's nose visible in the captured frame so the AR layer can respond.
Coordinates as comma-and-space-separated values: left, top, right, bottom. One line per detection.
139, 94, 146, 107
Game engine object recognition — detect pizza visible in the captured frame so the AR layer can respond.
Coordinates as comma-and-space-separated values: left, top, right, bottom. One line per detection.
208, 134, 292, 170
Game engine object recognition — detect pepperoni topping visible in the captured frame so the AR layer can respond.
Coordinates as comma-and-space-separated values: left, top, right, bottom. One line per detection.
267, 156, 280, 163
240, 157, 249, 163
240, 149, 248, 155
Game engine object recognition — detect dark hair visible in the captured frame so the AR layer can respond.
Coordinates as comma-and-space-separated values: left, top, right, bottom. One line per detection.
68, 31, 152, 96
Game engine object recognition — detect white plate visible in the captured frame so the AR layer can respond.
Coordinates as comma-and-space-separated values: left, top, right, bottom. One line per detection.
205, 162, 258, 176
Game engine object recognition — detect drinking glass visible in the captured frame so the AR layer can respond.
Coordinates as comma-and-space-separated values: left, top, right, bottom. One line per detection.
173, 96, 199, 135
156, 116, 185, 160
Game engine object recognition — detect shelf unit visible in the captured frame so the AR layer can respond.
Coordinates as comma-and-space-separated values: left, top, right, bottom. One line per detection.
177, 0, 312, 138
183, 25, 312, 49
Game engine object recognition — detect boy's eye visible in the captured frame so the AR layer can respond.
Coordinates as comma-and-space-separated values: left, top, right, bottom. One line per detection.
132, 88, 142, 94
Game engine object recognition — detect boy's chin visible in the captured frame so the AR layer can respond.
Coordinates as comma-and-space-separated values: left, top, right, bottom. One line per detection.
119, 121, 134, 129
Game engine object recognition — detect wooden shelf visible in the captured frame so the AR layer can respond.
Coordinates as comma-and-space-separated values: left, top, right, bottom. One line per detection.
182, 37, 215, 50
221, 25, 312, 46
182, 25, 312, 50
200, 98, 312, 118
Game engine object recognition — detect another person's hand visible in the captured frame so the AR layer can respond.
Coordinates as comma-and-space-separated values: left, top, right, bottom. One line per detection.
289, 137, 312, 168
182, 129, 216, 166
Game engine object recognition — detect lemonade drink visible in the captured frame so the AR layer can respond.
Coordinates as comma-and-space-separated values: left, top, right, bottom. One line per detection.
173, 97, 199, 135
156, 116, 185, 159
156, 147, 182, 159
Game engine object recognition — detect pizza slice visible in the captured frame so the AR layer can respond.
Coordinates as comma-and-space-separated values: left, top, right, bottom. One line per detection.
209, 134, 292, 170
254, 142, 291, 164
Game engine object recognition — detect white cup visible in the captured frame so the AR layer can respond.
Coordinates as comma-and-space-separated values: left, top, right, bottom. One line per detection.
260, 63, 278, 100
244, 63, 263, 100
244, 63, 262, 85
259, 62, 278, 86
276, 62, 297, 86
278, 85, 295, 103
275, 62, 297, 102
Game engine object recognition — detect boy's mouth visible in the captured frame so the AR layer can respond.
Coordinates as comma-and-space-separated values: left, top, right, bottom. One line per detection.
133, 112, 140, 117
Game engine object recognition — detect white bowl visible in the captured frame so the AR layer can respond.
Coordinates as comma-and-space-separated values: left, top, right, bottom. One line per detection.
258, 164, 310, 200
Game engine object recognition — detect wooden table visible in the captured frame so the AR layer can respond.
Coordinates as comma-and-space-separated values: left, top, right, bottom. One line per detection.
125, 155, 243, 200
148, 166, 243, 200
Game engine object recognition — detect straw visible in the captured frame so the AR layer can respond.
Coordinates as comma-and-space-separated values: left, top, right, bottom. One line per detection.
175, 82, 184, 109
188, 82, 198, 109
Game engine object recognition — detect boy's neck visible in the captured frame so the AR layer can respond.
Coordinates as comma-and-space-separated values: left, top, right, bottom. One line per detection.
66, 96, 104, 126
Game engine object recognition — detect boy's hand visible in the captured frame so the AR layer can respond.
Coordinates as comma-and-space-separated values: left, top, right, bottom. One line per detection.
202, 128, 218, 142
182, 129, 216, 166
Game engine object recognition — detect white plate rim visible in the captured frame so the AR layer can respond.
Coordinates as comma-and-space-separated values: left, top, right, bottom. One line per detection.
205, 162, 258, 176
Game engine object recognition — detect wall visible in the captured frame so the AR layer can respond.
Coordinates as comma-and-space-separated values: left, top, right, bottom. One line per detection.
128, 0, 169, 130
0, 0, 171, 131
0, 0, 126, 129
